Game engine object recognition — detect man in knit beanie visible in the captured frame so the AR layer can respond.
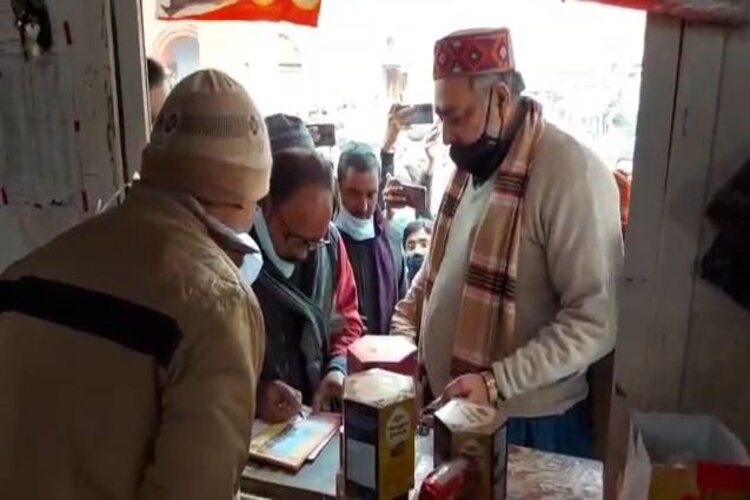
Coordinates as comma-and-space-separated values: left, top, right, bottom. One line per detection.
0, 69, 271, 499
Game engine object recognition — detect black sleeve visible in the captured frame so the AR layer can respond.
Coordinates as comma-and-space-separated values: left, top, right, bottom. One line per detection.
417, 171, 434, 220
379, 150, 395, 210
398, 258, 408, 300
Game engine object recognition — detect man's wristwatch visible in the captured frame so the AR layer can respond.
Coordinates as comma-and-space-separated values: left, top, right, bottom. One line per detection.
481, 370, 500, 404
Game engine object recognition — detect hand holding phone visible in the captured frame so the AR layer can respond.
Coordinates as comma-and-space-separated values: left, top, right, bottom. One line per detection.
405, 104, 435, 126
384, 177, 428, 214
401, 182, 428, 213
307, 123, 336, 147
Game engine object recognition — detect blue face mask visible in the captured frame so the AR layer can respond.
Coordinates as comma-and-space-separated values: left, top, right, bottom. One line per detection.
335, 207, 375, 241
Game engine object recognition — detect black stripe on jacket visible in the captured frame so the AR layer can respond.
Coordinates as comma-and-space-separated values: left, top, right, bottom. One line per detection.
0, 276, 183, 367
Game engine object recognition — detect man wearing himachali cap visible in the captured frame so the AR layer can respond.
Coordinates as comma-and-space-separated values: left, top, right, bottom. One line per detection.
0, 70, 270, 499
391, 28, 623, 457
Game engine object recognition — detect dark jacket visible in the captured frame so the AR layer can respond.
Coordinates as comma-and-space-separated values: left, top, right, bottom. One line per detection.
340, 213, 407, 335
252, 224, 364, 402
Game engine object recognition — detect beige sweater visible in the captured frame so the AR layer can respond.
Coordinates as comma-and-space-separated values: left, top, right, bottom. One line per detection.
391, 123, 623, 418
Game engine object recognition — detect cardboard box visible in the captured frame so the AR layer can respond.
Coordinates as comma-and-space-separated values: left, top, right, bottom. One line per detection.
434, 399, 508, 500
347, 335, 418, 381
343, 368, 416, 500
621, 413, 750, 499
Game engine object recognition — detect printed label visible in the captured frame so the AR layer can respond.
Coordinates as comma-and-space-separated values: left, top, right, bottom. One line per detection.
386, 406, 410, 453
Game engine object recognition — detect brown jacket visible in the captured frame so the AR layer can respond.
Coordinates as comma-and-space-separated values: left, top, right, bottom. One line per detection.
0, 186, 265, 500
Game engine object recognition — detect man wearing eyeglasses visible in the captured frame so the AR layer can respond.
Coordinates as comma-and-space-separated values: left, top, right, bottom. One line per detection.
251, 114, 364, 423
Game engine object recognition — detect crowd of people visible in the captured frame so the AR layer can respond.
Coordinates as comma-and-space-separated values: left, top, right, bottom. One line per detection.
0, 27, 624, 499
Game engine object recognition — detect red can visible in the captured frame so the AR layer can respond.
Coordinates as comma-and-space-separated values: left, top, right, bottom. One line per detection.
418, 457, 474, 500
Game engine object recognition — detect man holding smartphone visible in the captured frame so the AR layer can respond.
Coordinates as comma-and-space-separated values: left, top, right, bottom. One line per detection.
391, 28, 623, 458
380, 106, 442, 220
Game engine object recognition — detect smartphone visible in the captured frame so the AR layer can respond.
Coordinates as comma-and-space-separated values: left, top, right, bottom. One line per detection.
307, 123, 336, 147
401, 182, 427, 213
405, 103, 434, 126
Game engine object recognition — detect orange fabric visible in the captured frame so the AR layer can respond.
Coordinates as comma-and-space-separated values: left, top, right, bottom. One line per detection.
614, 169, 631, 234
159, 0, 321, 27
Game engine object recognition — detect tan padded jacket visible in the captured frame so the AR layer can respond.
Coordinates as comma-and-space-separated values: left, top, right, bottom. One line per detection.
0, 186, 265, 500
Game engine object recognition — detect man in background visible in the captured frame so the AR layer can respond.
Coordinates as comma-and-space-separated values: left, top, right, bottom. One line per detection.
391, 28, 623, 457
252, 115, 364, 423
0, 70, 271, 499
147, 57, 169, 124
402, 219, 433, 285
335, 142, 407, 335
381, 106, 440, 222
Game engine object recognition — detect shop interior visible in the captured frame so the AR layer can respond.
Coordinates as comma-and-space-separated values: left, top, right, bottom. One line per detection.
1, 0, 750, 498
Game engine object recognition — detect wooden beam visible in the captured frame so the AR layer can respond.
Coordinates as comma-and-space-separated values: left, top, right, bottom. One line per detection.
680, 25, 750, 445
612, 13, 683, 412
604, 13, 683, 498
110, 0, 149, 184
606, 18, 729, 499
646, 22, 726, 409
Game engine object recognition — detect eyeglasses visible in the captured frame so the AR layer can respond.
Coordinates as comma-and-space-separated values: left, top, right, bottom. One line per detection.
278, 212, 330, 251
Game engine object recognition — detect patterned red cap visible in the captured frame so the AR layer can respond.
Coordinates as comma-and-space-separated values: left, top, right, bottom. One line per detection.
433, 28, 515, 81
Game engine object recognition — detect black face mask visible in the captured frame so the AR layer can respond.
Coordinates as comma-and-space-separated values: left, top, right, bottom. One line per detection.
406, 253, 425, 284
449, 90, 512, 183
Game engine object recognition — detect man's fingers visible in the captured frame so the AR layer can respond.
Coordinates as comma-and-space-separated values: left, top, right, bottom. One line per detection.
442, 379, 468, 401
282, 387, 302, 412
312, 391, 323, 414
276, 383, 302, 410
426, 124, 441, 143
388, 103, 399, 115
385, 176, 403, 188
266, 403, 293, 423
384, 183, 406, 202
385, 199, 408, 211
385, 196, 407, 206
395, 106, 414, 123
275, 404, 298, 423
384, 193, 406, 203
419, 414, 435, 430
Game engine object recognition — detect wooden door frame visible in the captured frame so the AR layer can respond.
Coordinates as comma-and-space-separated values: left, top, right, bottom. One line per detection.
604, 13, 727, 498
110, 0, 149, 184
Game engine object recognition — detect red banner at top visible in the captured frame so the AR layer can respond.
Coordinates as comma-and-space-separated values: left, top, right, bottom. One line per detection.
157, 0, 321, 27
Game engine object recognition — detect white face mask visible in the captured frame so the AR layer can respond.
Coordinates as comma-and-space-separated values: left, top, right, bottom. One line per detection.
186, 200, 265, 286
236, 233, 264, 286
335, 207, 375, 241
123, 186, 264, 284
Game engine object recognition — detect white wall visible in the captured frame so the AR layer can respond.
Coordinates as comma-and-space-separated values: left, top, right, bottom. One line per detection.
0, 0, 125, 271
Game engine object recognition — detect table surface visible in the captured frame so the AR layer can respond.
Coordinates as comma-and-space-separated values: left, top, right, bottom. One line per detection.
242, 433, 603, 499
